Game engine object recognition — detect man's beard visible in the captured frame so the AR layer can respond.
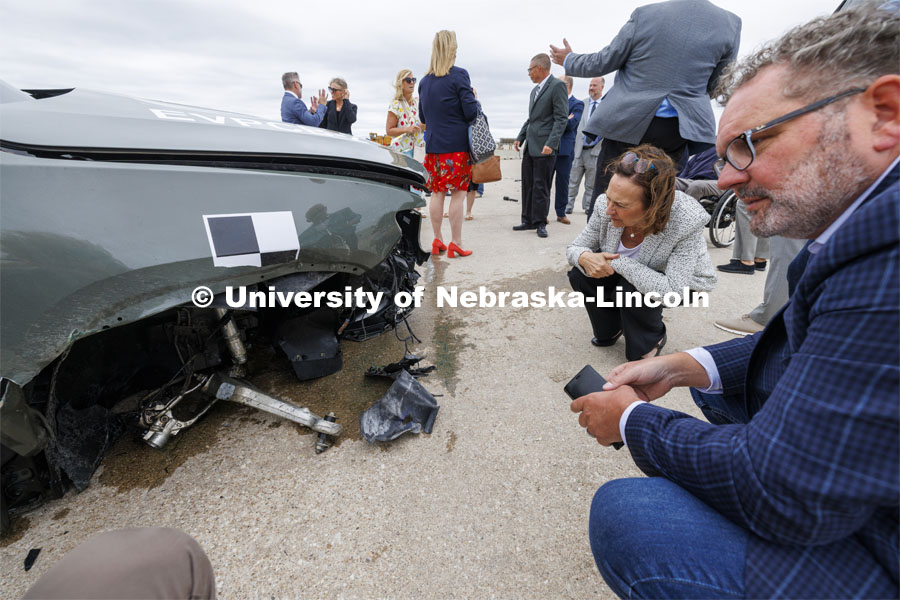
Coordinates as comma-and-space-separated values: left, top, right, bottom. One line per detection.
738, 112, 871, 238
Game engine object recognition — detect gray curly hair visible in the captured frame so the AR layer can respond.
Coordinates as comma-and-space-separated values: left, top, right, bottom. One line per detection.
715, 3, 899, 104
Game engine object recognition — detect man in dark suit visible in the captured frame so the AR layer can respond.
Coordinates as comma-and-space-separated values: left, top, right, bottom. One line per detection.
280, 72, 326, 127
551, 76, 583, 225
550, 0, 741, 219
570, 6, 899, 598
513, 54, 569, 238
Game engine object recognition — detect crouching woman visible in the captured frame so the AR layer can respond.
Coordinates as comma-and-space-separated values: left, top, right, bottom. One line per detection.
566, 145, 716, 361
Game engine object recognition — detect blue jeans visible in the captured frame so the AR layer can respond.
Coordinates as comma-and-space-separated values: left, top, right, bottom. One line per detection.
589, 388, 750, 598
590, 478, 748, 598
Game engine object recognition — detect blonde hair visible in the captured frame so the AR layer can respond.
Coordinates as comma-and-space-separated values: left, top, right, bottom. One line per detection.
392, 69, 414, 102
329, 77, 348, 90
427, 30, 457, 77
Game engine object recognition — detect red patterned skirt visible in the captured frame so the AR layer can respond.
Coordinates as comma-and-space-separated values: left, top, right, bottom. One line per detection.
424, 151, 472, 194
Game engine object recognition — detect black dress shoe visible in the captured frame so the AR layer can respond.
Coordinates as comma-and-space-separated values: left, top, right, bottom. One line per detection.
717, 261, 755, 274
591, 330, 623, 347
536, 224, 548, 238
755, 260, 767, 271
512, 222, 536, 231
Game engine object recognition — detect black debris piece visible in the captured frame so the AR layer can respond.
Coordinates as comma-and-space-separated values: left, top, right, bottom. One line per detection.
275, 309, 342, 381
53, 403, 128, 491
360, 370, 439, 443
24, 548, 40, 571
364, 354, 436, 380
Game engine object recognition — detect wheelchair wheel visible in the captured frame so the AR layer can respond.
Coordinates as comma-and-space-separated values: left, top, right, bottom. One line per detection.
709, 190, 737, 248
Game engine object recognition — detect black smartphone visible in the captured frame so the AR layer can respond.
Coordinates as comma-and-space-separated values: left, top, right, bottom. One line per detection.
565, 365, 624, 450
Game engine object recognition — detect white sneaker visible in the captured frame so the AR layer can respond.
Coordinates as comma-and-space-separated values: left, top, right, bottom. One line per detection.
714, 314, 764, 336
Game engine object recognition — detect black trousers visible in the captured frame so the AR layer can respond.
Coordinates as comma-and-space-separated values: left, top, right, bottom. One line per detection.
567, 267, 665, 361
521, 152, 555, 226
587, 116, 689, 219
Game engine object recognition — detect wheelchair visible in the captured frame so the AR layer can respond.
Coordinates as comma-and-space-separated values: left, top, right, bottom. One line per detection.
699, 190, 737, 248
675, 148, 737, 248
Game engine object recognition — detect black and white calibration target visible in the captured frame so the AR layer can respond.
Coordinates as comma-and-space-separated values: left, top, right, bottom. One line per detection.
203, 212, 300, 267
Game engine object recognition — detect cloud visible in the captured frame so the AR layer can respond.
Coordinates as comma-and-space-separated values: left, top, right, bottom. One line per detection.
1, 0, 833, 139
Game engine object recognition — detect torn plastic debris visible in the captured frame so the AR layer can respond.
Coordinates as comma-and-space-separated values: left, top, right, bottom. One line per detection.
360, 370, 439, 443
364, 354, 436, 380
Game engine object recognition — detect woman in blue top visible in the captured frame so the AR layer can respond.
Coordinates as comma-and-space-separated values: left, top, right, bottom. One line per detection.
419, 30, 479, 258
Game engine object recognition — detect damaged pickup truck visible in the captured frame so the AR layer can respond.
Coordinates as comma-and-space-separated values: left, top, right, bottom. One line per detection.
0, 80, 429, 531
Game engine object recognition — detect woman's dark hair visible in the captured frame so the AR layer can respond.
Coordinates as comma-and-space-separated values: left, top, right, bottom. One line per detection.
607, 144, 677, 235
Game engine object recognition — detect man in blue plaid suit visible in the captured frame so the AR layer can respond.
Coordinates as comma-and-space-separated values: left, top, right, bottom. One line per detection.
570, 6, 899, 598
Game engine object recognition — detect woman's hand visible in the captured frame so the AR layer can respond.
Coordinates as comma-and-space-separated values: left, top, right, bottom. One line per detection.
578, 251, 619, 278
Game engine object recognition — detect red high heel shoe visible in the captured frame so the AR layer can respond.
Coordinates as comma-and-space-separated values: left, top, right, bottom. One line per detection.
432, 238, 447, 255
447, 242, 472, 258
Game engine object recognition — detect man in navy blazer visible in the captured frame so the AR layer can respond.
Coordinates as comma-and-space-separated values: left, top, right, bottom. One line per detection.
570, 6, 899, 598
280, 72, 326, 127
550, 77, 583, 225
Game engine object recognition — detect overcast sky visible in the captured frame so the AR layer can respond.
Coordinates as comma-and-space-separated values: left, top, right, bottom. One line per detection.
0, 0, 835, 139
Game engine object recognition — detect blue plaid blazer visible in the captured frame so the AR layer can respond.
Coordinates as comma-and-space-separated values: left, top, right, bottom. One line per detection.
625, 165, 899, 599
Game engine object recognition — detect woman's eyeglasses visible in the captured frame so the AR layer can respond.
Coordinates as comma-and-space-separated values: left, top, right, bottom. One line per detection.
403, 77, 417, 84
620, 151, 657, 174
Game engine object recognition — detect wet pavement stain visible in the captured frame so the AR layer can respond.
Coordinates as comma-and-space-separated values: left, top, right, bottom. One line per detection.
426, 255, 472, 395
98, 401, 246, 493
0, 516, 30, 547
51, 508, 69, 521
446, 431, 457, 453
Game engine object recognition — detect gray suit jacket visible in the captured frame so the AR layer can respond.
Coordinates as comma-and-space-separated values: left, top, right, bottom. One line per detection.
574, 96, 602, 159
565, 0, 741, 145
516, 75, 569, 157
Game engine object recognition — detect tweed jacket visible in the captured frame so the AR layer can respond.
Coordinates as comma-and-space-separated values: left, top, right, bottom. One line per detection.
566, 190, 715, 294
625, 165, 900, 598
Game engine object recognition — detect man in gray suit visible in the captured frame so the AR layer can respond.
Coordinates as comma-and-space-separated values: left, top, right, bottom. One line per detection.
550, 0, 741, 218
513, 53, 569, 238
566, 76, 605, 215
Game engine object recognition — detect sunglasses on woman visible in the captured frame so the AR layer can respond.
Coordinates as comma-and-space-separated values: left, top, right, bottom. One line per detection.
403, 77, 417, 84
620, 151, 657, 174
328, 87, 344, 93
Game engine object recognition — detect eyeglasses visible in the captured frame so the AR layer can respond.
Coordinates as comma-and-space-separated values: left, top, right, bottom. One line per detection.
403, 77, 416, 84
714, 87, 865, 174
620, 151, 657, 174
328, 87, 344, 93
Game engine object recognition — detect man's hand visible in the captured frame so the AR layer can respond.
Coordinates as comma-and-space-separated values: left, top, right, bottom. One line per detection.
603, 358, 677, 401
568, 113, 575, 120
541, 145, 553, 155
549, 38, 574, 66
570, 385, 640, 446
309, 95, 319, 113
513, 141, 521, 152
317, 89, 327, 105
578, 251, 619, 278
603, 353, 712, 401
